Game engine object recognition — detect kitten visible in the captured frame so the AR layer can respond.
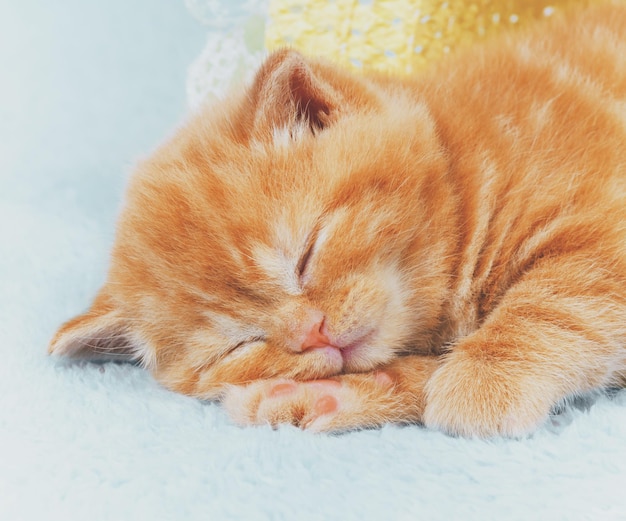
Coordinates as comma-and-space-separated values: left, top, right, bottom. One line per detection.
50, 2, 626, 437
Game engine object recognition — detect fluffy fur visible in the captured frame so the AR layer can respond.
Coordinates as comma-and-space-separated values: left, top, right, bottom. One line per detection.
50, 2, 626, 437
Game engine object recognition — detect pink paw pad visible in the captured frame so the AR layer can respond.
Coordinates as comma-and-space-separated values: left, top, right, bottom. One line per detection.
269, 382, 297, 397
313, 395, 339, 416
374, 371, 394, 387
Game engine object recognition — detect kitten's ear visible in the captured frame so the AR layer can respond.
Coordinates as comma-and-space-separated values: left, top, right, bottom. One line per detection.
249, 49, 343, 139
49, 290, 144, 364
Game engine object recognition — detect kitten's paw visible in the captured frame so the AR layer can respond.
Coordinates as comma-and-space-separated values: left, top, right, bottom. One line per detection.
221, 372, 397, 432
423, 351, 553, 438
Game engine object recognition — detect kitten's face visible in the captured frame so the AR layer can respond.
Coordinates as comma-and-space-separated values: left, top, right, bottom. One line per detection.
50, 50, 452, 398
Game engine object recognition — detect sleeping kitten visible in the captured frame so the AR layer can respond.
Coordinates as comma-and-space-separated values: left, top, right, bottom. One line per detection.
50, 2, 626, 437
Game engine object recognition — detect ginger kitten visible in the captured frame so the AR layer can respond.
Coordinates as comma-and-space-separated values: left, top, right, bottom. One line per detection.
50, 3, 626, 437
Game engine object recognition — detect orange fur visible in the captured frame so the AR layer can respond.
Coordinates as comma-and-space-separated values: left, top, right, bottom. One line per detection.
50, 3, 626, 437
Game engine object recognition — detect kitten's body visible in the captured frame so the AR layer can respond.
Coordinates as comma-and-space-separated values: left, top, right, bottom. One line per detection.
51, 3, 626, 437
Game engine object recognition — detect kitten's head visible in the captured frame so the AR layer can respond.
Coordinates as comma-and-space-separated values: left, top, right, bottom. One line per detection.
50, 50, 453, 398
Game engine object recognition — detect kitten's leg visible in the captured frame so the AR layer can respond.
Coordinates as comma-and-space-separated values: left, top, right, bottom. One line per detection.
424, 265, 626, 438
221, 356, 440, 432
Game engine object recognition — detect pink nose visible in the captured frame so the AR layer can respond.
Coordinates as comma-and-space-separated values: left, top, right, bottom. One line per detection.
300, 319, 332, 351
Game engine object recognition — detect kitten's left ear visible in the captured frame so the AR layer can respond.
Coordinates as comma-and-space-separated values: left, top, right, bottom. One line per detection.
49, 289, 146, 364
248, 49, 345, 139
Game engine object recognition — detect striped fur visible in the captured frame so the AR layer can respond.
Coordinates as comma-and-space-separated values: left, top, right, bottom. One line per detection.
51, 3, 626, 437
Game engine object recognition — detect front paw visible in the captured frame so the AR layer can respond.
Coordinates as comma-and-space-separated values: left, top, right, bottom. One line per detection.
221, 372, 396, 433
423, 351, 554, 438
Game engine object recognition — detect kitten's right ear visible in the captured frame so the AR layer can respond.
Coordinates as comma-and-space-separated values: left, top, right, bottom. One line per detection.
49, 290, 147, 365
246, 49, 344, 140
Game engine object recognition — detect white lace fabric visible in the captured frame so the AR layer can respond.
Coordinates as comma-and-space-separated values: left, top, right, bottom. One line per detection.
185, 0, 268, 109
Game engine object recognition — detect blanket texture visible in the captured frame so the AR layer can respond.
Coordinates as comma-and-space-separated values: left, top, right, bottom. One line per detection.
1, 1, 625, 520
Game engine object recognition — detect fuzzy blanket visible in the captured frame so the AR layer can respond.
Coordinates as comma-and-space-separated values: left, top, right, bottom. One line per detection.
2, 1, 625, 520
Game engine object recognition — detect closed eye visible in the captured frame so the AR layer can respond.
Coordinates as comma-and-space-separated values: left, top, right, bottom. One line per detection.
214, 336, 266, 364
297, 240, 315, 278
297, 228, 320, 279
230, 336, 265, 353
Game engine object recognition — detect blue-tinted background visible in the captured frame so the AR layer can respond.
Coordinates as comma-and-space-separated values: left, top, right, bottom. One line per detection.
0, 0, 205, 226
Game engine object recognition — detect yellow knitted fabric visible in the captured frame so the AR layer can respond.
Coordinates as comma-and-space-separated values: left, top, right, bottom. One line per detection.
265, 0, 595, 74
